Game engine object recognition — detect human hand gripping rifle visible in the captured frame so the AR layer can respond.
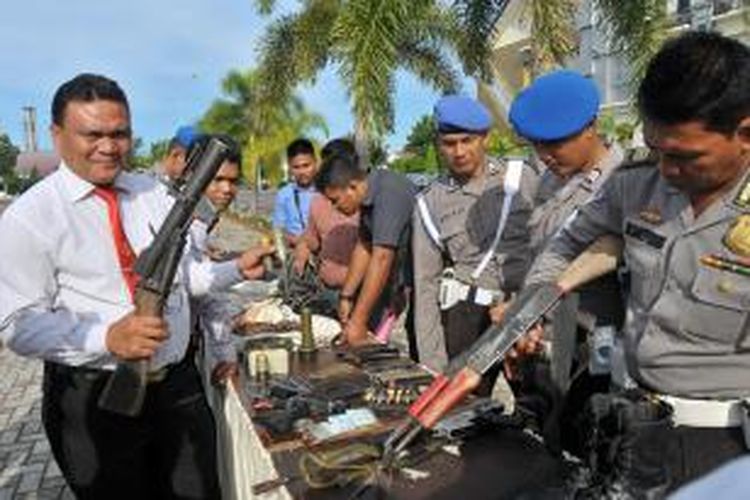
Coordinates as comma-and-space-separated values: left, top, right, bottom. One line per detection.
382, 235, 624, 464
97, 137, 232, 417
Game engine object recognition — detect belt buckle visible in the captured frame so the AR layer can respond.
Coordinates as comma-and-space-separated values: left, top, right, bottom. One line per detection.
146, 367, 169, 384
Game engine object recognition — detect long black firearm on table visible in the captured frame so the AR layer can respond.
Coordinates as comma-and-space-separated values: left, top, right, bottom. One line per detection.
97, 137, 231, 417
382, 235, 624, 463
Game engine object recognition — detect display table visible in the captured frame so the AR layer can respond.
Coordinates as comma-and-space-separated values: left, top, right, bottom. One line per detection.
204, 345, 567, 500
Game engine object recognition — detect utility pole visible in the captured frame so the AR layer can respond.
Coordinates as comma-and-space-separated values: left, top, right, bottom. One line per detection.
22, 106, 37, 153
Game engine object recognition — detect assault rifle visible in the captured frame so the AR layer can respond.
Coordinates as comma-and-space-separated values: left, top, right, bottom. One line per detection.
97, 137, 231, 416
382, 235, 624, 463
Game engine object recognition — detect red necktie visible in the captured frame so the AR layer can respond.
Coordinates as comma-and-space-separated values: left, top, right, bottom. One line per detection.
94, 186, 139, 301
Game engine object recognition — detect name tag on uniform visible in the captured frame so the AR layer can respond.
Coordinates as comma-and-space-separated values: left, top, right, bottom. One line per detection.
625, 221, 666, 249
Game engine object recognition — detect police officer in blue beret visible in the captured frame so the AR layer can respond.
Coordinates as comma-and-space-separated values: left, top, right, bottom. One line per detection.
412, 95, 538, 385
497, 70, 626, 442
154, 124, 203, 183
509, 70, 624, 254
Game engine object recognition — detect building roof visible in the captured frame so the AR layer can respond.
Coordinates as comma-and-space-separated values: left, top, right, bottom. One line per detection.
15, 151, 59, 177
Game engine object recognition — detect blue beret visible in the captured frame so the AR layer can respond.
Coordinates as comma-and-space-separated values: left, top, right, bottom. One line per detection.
434, 95, 492, 133
509, 70, 600, 142
173, 125, 200, 149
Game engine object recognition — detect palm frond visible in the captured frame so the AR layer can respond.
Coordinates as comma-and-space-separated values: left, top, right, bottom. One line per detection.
257, 15, 301, 106
290, 0, 339, 80
451, 0, 509, 80
595, 0, 667, 85
528, 0, 578, 75
333, 0, 411, 138
399, 39, 461, 94
256, 1, 337, 108
254, 0, 278, 15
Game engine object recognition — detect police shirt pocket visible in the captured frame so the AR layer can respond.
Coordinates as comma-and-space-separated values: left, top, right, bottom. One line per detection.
688, 265, 750, 342
623, 235, 662, 307
440, 217, 467, 250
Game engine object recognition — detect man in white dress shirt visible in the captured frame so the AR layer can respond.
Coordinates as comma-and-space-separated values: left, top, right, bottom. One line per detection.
186, 134, 245, 385
0, 74, 266, 499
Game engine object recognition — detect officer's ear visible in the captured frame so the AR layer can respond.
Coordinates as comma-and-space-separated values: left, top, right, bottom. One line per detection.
50, 123, 63, 154
736, 116, 750, 153
480, 132, 490, 148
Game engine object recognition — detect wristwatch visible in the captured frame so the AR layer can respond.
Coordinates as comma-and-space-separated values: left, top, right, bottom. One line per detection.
339, 293, 355, 302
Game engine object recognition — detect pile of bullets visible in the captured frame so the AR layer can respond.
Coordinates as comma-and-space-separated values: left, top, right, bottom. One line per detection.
363, 383, 421, 407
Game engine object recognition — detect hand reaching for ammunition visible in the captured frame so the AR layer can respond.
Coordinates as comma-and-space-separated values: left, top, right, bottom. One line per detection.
292, 242, 310, 275
236, 245, 276, 280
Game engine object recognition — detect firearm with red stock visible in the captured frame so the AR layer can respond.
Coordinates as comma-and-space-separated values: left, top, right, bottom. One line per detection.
382, 235, 624, 463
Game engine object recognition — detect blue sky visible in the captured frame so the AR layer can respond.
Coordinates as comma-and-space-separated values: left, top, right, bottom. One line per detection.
0, 0, 468, 154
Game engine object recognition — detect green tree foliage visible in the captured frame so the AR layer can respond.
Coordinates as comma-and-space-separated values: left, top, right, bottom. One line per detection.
200, 69, 328, 187
597, 110, 637, 148
390, 145, 439, 174
595, 0, 667, 85
404, 115, 436, 156
486, 128, 527, 158
252, 0, 508, 160
0, 133, 20, 178
526, 0, 579, 75
128, 137, 171, 172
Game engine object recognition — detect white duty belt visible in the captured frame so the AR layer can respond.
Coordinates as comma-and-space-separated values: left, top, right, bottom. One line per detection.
438, 270, 501, 308
657, 394, 750, 429
416, 159, 524, 283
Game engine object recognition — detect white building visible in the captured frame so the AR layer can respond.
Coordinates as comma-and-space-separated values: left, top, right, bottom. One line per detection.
484, 0, 749, 125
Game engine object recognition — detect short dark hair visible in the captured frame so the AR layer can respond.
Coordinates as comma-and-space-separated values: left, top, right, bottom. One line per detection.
187, 133, 242, 166
316, 153, 367, 191
286, 138, 315, 160
215, 134, 242, 165
637, 31, 750, 134
52, 73, 129, 126
321, 138, 358, 163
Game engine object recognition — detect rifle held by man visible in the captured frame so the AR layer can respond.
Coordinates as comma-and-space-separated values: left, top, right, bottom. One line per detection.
98, 137, 231, 416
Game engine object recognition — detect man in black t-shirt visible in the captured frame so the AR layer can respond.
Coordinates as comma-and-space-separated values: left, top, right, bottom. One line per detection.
316, 154, 416, 347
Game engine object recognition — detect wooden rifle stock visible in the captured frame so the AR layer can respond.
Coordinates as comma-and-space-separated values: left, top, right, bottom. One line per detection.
97, 290, 163, 416
388, 235, 624, 454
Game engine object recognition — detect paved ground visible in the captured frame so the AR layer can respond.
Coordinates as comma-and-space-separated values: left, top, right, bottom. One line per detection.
0, 348, 72, 500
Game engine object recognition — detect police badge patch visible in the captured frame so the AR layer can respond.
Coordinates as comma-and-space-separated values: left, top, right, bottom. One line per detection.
638, 207, 662, 225
723, 214, 750, 257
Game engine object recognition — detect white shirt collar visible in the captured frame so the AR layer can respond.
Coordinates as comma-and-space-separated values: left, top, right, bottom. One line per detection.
57, 161, 135, 203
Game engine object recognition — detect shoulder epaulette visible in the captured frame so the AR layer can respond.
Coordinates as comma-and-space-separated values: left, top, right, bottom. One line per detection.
617, 158, 656, 171
621, 147, 658, 167
731, 172, 750, 211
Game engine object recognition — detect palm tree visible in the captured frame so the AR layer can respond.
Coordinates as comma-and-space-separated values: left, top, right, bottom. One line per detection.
594, 0, 668, 84
480, 0, 670, 127
252, 0, 507, 164
199, 69, 328, 188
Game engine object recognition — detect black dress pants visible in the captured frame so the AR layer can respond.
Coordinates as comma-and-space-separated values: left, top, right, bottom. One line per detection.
42, 358, 221, 500
442, 301, 500, 395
